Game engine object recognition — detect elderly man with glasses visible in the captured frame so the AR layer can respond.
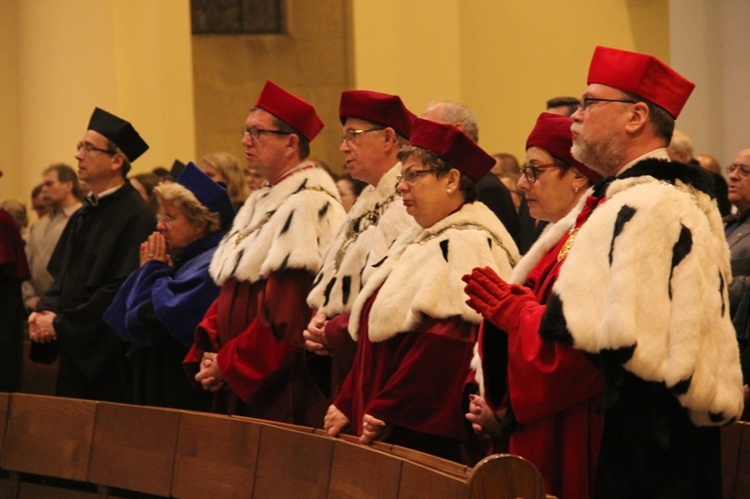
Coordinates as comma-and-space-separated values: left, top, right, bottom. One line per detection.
28, 108, 156, 402
187, 81, 345, 424
304, 90, 418, 400
484, 46, 743, 497
725, 149, 750, 313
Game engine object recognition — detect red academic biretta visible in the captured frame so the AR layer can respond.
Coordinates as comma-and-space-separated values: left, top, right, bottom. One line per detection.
587, 46, 695, 119
339, 90, 416, 139
254, 81, 324, 141
526, 112, 602, 183
409, 118, 494, 183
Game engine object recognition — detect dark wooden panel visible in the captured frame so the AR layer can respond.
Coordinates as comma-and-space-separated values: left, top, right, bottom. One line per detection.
0, 394, 96, 481
733, 421, 750, 499
253, 424, 333, 499
328, 439, 401, 499
172, 412, 260, 499
0, 392, 9, 461
721, 421, 744, 499
88, 402, 180, 496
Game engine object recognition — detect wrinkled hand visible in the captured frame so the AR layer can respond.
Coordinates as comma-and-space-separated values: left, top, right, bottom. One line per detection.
465, 394, 504, 439
462, 267, 537, 332
324, 404, 350, 437
28, 311, 58, 343
140, 232, 171, 267
360, 414, 390, 445
303, 312, 331, 356
195, 352, 226, 392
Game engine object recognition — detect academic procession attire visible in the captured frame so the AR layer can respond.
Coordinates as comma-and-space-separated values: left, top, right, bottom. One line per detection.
473, 113, 605, 499
307, 90, 417, 397
334, 119, 519, 462
539, 47, 744, 498
184, 82, 346, 424
104, 163, 234, 409
0, 207, 31, 392
36, 108, 155, 402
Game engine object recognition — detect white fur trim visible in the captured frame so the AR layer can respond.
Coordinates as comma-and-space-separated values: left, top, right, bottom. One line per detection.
349, 202, 519, 342
209, 164, 346, 285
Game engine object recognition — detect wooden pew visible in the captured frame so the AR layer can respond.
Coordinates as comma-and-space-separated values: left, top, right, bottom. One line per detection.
0, 394, 551, 498
722, 420, 750, 499
87, 402, 181, 496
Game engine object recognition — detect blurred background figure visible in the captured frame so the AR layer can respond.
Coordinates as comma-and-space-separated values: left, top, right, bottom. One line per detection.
131, 172, 161, 211
668, 129, 730, 216
198, 152, 250, 212
335, 173, 367, 213
490, 153, 522, 212
244, 167, 265, 192
545, 96, 581, 117
0, 199, 29, 240
30, 184, 51, 220
23, 164, 84, 311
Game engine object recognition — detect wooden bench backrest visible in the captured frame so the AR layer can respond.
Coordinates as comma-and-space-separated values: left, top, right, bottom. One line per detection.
87, 402, 180, 496
722, 420, 750, 499
468, 453, 547, 499
0, 393, 9, 462
172, 411, 261, 499
0, 393, 96, 482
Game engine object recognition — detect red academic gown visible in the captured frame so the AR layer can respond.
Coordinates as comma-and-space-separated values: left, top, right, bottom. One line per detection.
479, 199, 605, 499
185, 269, 328, 425
335, 290, 476, 463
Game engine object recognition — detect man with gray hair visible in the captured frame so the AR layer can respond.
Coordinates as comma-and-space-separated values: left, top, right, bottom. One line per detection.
421, 101, 519, 243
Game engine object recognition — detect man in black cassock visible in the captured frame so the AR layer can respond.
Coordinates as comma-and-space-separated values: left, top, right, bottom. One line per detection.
28, 108, 156, 402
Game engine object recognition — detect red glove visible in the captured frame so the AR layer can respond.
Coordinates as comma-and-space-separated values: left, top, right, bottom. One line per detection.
462, 267, 538, 333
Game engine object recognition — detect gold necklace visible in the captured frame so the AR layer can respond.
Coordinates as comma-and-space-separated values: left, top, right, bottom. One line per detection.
557, 226, 579, 262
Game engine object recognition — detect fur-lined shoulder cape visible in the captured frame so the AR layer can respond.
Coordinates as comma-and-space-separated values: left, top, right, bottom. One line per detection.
540, 159, 744, 426
349, 201, 520, 342
307, 164, 416, 316
209, 164, 346, 286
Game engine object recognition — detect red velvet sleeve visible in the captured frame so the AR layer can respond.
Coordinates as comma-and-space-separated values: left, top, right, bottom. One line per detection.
183, 297, 221, 380
505, 303, 604, 424
325, 313, 357, 374
216, 269, 314, 403
366, 318, 475, 442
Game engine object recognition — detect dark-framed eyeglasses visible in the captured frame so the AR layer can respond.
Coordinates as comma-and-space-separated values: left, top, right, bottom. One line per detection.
242, 127, 291, 141
396, 169, 433, 188
341, 127, 385, 144
728, 163, 750, 177
76, 142, 115, 155
578, 97, 637, 112
519, 163, 562, 184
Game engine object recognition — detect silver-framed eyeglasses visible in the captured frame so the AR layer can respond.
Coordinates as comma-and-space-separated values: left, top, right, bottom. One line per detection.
396, 169, 433, 187
76, 142, 115, 155
578, 97, 637, 112
242, 127, 291, 141
341, 127, 384, 144
519, 163, 562, 184
728, 163, 750, 176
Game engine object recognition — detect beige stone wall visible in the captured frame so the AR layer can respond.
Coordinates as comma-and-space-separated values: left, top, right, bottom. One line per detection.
191, 0, 353, 173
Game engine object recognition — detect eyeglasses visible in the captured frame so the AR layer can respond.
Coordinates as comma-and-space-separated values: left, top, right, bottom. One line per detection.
242, 127, 291, 141
76, 142, 115, 155
157, 213, 179, 225
341, 127, 384, 144
519, 163, 562, 184
578, 97, 637, 112
396, 169, 433, 187
728, 163, 750, 176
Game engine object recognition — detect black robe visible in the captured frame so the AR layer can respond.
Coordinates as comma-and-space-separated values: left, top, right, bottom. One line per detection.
36, 182, 155, 402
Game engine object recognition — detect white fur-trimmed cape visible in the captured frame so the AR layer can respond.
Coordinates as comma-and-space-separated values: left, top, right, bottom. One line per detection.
307, 163, 416, 316
349, 201, 520, 343
209, 164, 346, 285
541, 159, 744, 426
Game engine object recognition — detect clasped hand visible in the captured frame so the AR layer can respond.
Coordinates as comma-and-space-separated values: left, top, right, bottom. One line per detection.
462, 267, 536, 332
